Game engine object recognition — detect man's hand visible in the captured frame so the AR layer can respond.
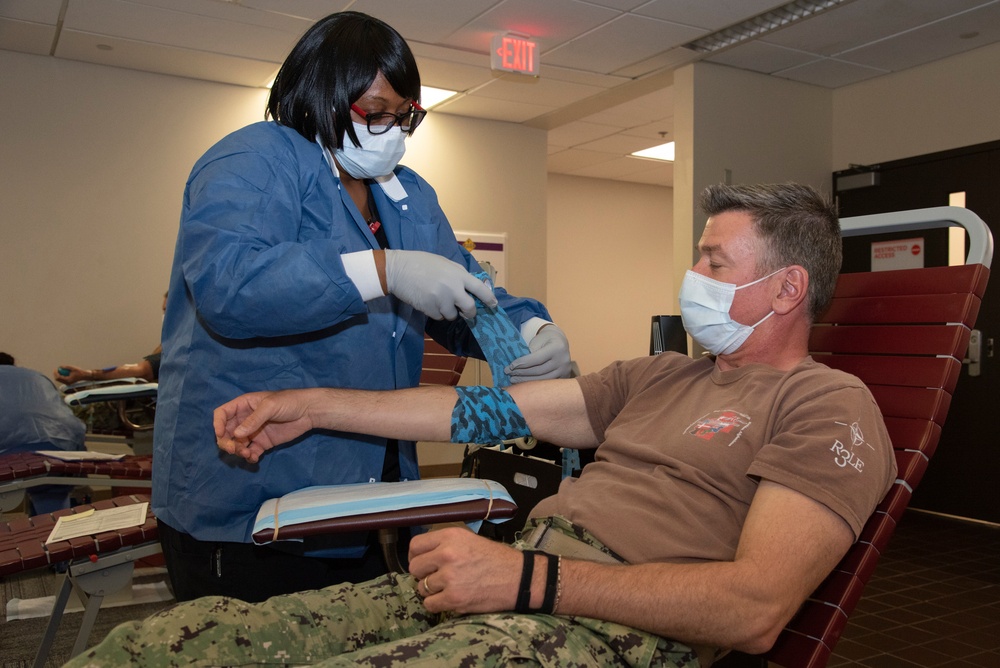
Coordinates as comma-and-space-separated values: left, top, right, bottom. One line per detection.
507, 324, 572, 382
214, 389, 327, 463
53, 364, 92, 385
408, 527, 524, 614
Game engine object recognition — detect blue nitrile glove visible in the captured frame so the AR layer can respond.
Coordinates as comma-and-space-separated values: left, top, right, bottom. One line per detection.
505, 324, 572, 382
384, 250, 497, 320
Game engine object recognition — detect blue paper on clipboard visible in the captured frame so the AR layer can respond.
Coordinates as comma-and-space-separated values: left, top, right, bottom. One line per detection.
466, 271, 531, 387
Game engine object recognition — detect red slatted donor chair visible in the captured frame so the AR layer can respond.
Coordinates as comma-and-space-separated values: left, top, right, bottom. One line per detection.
719, 206, 992, 668
0, 451, 153, 513
0, 493, 159, 667
420, 334, 468, 387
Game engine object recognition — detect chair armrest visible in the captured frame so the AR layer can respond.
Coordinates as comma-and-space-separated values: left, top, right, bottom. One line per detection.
251, 479, 517, 544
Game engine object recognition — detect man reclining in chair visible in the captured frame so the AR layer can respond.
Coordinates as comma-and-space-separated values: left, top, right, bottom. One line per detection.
69, 183, 896, 668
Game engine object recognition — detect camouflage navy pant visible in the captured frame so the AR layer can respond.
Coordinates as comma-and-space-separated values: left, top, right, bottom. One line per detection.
65, 519, 704, 668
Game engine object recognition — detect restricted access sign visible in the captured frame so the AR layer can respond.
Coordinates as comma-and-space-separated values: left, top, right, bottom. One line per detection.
871, 237, 924, 271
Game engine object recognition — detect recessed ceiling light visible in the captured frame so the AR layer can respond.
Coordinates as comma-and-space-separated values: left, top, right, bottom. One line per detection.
420, 86, 459, 108
631, 142, 675, 162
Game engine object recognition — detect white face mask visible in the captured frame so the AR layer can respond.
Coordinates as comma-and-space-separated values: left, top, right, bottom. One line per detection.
679, 267, 784, 356
333, 122, 406, 179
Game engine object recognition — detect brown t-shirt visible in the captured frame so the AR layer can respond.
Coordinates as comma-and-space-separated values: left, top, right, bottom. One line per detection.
530, 354, 896, 565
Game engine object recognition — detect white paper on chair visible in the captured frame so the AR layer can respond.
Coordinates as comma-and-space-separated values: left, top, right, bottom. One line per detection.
45, 502, 148, 544
252, 479, 514, 544
34, 450, 126, 461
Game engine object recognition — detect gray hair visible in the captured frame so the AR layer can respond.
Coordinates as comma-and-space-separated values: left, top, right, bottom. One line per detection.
700, 183, 841, 321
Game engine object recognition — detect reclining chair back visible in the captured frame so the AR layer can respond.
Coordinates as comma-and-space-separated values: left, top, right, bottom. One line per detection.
421, 336, 468, 386
762, 206, 992, 667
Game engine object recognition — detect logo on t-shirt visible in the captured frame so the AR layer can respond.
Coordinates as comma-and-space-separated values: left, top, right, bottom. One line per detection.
686, 410, 751, 447
830, 420, 874, 472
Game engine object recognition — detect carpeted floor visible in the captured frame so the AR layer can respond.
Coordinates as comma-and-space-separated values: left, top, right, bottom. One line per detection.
1, 552, 175, 667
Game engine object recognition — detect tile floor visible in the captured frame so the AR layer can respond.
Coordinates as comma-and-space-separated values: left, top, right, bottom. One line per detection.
827, 509, 1000, 667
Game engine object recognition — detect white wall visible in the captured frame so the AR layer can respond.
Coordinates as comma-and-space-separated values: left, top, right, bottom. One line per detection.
406, 115, 548, 302
832, 42, 1000, 171
0, 50, 548, 379
546, 174, 673, 375
420, 173, 672, 469
1, 51, 267, 374
674, 62, 833, 290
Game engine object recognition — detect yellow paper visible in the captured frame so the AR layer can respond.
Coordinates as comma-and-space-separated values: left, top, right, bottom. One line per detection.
45, 503, 148, 544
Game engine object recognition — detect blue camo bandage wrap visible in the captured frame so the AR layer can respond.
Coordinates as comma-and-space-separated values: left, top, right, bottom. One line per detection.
450, 386, 531, 444
466, 271, 531, 387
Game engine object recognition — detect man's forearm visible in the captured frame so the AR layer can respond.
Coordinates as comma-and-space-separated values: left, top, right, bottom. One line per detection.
556, 559, 787, 654
216, 377, 598, 463
553, 482, 854, 654
310, 378, 596, 448
308, 385, 457, 442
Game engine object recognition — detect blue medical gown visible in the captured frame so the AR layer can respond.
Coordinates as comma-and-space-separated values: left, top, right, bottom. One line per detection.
152, 122, 551, 553
0, 366, 87, 514
0, 367, 86, 454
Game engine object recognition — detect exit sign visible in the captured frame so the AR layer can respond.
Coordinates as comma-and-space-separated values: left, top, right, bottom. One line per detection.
491, 33, 539, 76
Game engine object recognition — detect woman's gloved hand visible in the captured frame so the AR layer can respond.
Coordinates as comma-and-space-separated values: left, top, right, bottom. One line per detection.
384, 250, 497, 320
505, 324, 572, 382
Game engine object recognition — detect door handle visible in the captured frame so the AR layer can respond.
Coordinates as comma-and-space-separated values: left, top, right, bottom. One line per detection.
963, 329, 982, 377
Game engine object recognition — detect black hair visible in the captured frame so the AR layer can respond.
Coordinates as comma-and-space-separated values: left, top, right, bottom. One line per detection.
0, 352, 14, 365
266, 11, 421, 151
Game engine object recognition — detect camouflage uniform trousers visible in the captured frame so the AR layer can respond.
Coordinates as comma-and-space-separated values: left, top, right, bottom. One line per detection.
66, 518, 703, 668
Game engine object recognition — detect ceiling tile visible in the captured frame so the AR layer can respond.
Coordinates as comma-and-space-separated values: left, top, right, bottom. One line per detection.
612, 45, 701, 78
238, 0, 355, 22
706, 40, 821, 75
836, 3, 1000, 72
543, 14, 704, 74
581, 0, 651, 11
435, 94, 552, 123
632, 0, 789, 31
471, 74, 605, 106
0, 0, 64, 23
130, 0, 326, 26
409, 41, 492, 67
620, 117, 675, 142
583, 88, 675, 128
350, 0, 499, 43
63, 0, 304, 62
415, 56, 496, 92
563, 154, 672, 183
759, 0, 990, 56
0, 17, 56, 56
56, 30, 281, 88
443, 0, 619, 53
577, 132, 662, 155
547, 121, 623, 149
774, 57, 889, 89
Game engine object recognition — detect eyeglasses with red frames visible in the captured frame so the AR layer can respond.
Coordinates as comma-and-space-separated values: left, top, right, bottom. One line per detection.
350, 102, 427, 136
